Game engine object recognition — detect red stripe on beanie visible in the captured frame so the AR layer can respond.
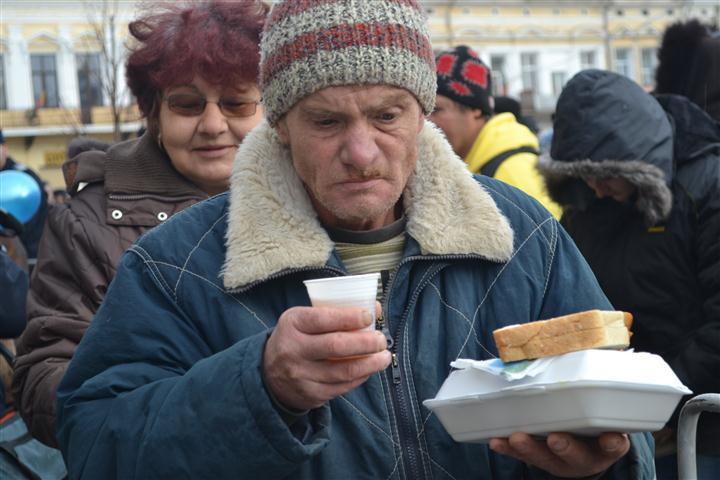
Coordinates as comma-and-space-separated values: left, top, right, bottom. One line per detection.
462, 62, 488, 88
263, 22, 434, 84
269, 0, 423, 24
436, 53, 456, 76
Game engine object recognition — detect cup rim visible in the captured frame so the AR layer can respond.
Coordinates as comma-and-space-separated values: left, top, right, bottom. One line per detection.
303, 272, 380, 286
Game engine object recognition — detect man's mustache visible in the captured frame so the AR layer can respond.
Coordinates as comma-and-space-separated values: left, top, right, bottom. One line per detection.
343, 168, 384, 181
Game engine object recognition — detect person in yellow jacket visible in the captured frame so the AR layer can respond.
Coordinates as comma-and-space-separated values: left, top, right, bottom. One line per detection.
430, 45, 562, 219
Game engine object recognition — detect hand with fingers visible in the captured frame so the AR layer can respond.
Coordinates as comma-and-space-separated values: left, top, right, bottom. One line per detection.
489, 432, 630, 478
262, 302, 391, 412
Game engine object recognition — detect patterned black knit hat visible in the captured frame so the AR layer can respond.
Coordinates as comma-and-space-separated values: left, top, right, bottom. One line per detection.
436, 45, 493, 115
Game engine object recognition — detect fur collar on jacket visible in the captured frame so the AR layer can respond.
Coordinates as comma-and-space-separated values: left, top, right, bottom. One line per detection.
222, 120, 514, 289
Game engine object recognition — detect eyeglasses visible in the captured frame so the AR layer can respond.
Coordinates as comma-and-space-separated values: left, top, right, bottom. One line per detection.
164, 93, 261, 118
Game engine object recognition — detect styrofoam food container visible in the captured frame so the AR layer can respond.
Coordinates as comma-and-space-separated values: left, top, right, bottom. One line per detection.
423, 349, 691, 443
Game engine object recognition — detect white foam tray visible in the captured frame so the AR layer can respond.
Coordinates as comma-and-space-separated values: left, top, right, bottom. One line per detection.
423, 350, 691, 443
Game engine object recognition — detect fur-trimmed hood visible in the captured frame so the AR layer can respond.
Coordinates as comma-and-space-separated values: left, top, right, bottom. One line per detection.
538, 70, 674, 226
222, 120, 514, 289
538, 156, 673, 226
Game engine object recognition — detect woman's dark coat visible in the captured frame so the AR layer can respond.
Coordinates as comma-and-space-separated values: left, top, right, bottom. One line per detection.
12, 134, 208, 446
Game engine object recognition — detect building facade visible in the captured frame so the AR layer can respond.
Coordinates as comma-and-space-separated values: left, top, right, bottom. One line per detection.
424, 0, 719, 114
1, 0, 718, 188
1, 0, 140, 188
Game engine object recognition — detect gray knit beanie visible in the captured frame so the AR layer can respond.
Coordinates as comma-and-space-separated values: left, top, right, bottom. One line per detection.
259, 0, 436, 125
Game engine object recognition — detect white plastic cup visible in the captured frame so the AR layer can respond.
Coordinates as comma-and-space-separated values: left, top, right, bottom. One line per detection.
303, 273, 381, 331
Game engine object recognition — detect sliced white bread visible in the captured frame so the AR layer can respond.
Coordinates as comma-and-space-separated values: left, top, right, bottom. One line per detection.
492, 310, 633, 362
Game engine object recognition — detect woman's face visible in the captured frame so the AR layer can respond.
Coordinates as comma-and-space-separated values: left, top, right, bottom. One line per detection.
158, 76, 263, 195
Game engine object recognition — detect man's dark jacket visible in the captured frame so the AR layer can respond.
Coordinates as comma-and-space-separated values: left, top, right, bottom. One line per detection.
540, 69, 720, 455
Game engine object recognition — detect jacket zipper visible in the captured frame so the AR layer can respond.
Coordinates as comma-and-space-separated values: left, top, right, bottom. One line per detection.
108, 193, 202, 202
382, 253, 491, 480
229, 253, 494, 478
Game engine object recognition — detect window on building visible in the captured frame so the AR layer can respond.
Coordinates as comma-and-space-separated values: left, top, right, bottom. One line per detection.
613, 48, 634, 79
521, 52, 539, 92
77, 53, 104, 107
490, 54, 507, 96
0, 54, 6, 110
580, 50, 596, 70
641, 47, 657, 87
552, 71, 567, 97
31, 54, 59, 108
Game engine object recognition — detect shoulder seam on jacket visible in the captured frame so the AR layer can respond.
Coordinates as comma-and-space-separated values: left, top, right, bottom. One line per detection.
128, 245, 175, 298
172, 212, 229, 301
481, 183, 553, 248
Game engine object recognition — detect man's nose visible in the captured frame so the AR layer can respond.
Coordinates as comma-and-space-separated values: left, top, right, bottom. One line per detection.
340, 122, 380, 169
585, 178, 607, 198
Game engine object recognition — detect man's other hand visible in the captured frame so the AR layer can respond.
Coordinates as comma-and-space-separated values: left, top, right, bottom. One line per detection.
263, 303, 390, 412
489, 431, 630, 478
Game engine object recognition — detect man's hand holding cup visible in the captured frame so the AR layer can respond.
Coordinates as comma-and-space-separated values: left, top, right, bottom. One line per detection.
263, 303, 390, 412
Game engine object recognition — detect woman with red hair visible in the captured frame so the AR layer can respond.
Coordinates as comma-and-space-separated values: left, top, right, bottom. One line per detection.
12, 0, 268, 448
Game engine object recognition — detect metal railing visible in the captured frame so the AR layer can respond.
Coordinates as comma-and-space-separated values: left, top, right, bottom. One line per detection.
677, 393, 720, 479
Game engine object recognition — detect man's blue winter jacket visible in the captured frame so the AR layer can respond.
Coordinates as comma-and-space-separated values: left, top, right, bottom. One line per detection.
57, 122, 654, 479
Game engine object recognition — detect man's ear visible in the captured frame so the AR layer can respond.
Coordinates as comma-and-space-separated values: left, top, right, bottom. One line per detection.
275, 118, 290, 145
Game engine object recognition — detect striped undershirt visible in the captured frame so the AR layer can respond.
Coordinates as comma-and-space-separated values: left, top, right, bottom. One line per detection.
325, 216, 407, 302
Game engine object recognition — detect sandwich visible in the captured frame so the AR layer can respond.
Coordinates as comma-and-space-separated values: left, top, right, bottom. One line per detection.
492, 310, 633, 363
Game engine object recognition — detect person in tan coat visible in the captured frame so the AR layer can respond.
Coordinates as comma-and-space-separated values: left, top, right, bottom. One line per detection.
12, 0, 267, 447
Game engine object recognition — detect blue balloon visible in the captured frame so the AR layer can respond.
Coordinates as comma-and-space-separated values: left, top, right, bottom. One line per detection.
0, 170, 42, 224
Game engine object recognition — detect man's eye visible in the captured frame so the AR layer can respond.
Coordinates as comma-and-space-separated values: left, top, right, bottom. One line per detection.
378, 112, 397, 122
315, 118, 337, 127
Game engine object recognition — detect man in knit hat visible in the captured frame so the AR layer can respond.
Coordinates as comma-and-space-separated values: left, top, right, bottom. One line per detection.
55, 1, 653, 478
430, 46, 561, 219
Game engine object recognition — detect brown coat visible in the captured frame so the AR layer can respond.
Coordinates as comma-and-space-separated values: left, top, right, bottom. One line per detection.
12, 133, 208, 446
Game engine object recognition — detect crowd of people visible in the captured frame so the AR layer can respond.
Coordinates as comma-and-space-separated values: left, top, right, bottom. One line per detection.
0, 1, 718, 479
